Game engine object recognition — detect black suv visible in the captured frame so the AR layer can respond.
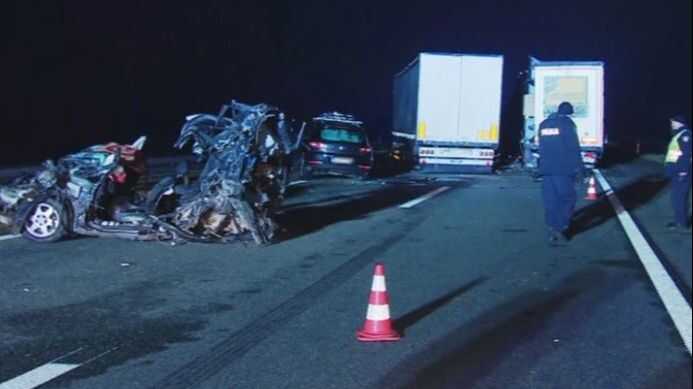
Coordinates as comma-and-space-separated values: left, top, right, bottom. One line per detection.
304, 112, 374, 179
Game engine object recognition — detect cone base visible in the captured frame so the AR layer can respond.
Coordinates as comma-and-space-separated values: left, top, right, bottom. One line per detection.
585, 195, 599, 201
357, 329, 401, 342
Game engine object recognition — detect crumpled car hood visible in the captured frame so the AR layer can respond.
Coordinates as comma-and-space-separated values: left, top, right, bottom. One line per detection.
0, 186, 34, 209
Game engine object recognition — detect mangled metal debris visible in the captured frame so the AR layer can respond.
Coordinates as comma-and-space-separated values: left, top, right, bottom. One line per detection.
0, 100, 304, 245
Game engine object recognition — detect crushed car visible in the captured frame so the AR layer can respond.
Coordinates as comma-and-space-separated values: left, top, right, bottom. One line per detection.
0, 100, 304, 245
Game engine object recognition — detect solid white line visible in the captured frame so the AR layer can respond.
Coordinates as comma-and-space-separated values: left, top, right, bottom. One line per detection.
0, 363, 81, 389
0, 234, 20, 241
594, 169, 692, 356
288, 180, 309, 187
399, 187, 451, 209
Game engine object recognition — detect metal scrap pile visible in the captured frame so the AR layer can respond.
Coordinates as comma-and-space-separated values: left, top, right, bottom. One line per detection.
162, 101, 300, 244
0, 100, 303, 245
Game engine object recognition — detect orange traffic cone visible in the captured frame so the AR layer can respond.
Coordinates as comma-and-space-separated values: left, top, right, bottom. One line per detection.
585, 176, 599, 201
357, 263, 401, 342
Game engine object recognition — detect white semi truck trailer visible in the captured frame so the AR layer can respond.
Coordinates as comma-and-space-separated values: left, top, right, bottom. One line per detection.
393, 52, 504, 172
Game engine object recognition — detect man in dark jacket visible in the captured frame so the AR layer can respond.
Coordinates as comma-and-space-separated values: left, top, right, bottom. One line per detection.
665, 114, 692, 232
538, 102, 583, 245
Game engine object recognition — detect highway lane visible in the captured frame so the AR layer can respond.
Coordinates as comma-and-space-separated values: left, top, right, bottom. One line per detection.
0, 176, 450, 388
0, 161, 690, 389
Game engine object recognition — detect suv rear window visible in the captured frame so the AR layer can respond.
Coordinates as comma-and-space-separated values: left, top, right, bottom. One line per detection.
320, 127, 365, 144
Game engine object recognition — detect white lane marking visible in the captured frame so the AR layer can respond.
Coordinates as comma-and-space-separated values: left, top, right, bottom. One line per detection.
0, 234, 20, 241
0, 363, 81, 389
0, 346, 118, 389
288, 180, 309, 187
400, 187, 451, 209
594, 169, 692, 356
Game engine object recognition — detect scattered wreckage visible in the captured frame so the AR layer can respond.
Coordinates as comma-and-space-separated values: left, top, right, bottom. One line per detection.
0, 101, 304, 245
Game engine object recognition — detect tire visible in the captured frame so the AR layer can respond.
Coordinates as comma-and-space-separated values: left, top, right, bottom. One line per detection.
22, 198, 69, 243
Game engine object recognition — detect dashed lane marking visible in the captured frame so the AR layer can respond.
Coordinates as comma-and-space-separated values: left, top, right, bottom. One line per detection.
0, 348, 84, 389
399, 187, 451, 209
594, 169, 692, 356
0, 363, 81, 389
0, 346, 119, 389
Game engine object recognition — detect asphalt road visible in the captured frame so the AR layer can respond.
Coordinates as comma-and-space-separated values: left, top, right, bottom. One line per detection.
0, 159, 691, 389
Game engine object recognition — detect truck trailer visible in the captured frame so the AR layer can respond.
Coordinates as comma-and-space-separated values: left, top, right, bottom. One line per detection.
393, 52, 504, 173
523, 57, 606, 169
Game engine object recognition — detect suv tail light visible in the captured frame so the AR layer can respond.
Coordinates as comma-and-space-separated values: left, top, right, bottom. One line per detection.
309, 142, 327, 150
360, 147, 372, 154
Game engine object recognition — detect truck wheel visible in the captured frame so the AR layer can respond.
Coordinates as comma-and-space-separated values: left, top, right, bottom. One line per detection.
22, 199, 69, 243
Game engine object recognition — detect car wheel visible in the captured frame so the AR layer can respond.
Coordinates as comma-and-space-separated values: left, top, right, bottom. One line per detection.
22, 199, 69, 243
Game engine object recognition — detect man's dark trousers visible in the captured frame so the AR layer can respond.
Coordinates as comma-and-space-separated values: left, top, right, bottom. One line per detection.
671, 173, 691, 227
542, 175, 577, 233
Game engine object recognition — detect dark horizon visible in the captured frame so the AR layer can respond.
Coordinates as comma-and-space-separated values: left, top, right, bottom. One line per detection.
2, 0, 691, 165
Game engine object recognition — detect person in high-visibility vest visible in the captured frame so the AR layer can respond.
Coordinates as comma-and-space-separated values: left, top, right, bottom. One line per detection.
665, 114, 692, 232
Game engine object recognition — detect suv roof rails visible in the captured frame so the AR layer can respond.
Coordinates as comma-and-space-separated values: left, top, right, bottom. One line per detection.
313, 112, 363, 126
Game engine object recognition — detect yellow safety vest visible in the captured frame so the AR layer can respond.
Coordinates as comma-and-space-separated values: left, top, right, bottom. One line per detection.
666, 131, 688, 163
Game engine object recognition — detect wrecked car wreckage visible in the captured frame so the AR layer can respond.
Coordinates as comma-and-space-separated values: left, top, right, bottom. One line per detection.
0, 100, 304, 245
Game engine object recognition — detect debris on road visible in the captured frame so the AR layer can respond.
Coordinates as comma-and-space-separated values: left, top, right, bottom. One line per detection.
0, 100, 305, 246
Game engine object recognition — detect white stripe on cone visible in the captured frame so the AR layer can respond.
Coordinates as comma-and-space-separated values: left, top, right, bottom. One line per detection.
366, 304, 392, 321
371, 276, 387, 292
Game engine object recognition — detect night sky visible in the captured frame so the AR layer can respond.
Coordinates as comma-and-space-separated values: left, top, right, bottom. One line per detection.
2, 0, 691, 165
